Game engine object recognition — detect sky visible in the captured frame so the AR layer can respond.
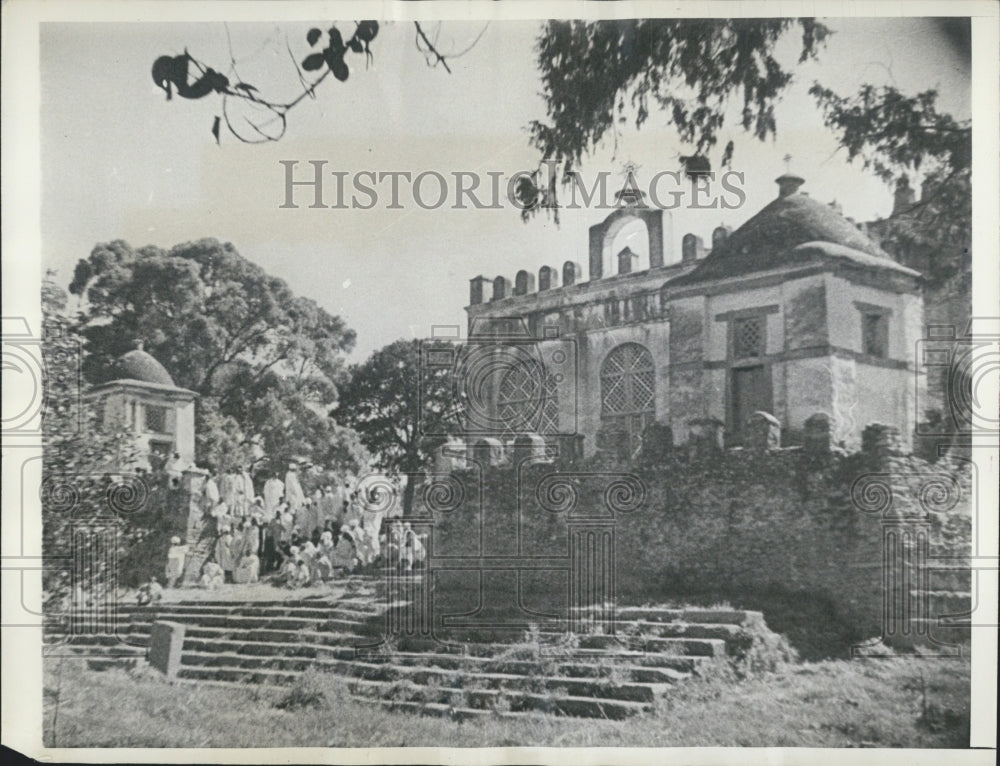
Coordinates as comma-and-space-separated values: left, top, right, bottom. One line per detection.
40, 17, 971, 360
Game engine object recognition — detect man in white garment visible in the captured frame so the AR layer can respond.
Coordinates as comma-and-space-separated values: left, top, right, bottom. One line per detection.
200, 473, 220, 516
262, 473, 284, 521
219, 471, 241, 516
239, 467, 255, 519
284, 462, 306, 515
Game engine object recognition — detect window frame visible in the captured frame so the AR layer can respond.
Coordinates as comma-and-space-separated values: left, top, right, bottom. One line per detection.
854, 301, 893, 360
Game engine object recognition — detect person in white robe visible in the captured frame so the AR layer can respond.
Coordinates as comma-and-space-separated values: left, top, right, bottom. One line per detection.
219, 472, 242, 516
262, 474, 284, 519
238, 468, 255, 517
165, 536, 188, 588
284, 463, 306, 515
200, 474, 220, 516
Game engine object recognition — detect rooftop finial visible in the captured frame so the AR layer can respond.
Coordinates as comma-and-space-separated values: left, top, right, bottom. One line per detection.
619, 159, 642, 179
132, 338, 144, 351
615, 159, 646, 207
775, 156, 805, 198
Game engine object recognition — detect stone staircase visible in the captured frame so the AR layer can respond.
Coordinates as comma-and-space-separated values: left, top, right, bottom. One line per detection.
45, 576, 774, 720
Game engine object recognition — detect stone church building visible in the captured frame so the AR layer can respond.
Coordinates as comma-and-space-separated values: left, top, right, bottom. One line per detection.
463, 171, 924, 459
83, 341, 197, 470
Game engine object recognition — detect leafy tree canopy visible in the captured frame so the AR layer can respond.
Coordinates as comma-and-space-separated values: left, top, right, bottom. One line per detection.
529, 19, 830, 177
334, 338, 457, 511
42, 273, 143, 601
67, 238, 363, 473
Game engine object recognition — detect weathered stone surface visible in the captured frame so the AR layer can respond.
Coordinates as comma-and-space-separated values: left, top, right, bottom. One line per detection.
669, 307, 703, 363
803, 412, 835, 455
746, 411, 782, 452
468, 437, 505, 466
785, 283, 828, 350
862, 423, 902, 461
148, 620, 186, 679
491, 276, 512, 301
514, 269, 536, 296
511, 434, 548, 465
562, 261, 582, 287
687, 417, 725, 456
538, 265, 559, 291
639, 422, 673, 464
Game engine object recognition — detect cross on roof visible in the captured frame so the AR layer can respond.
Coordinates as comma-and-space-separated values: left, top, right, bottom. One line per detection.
783, 154, 793, 173
620, 159, 642, 179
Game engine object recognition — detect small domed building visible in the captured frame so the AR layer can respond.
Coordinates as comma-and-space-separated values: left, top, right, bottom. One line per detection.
83, 341, 197, 469
463, 171, 923, 458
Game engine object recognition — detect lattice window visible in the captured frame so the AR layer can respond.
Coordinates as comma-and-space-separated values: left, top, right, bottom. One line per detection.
539, 374, 560, 435
497, 365, 559, 437
733, 316, 763, 359
600, 343, 656, 457
144, 404, 169, 433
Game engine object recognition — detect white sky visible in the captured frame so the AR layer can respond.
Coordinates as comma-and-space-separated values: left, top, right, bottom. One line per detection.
40, 17, 970, 359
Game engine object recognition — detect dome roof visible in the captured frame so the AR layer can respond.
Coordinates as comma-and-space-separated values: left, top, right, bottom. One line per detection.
715, 191, 889, 260
109, 346, 176, 387
669, 189, 896, 288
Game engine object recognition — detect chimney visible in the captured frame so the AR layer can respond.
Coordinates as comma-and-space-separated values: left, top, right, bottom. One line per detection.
469, 276, 491, 305
892, 176, 916, 215
775, 173, 805, 198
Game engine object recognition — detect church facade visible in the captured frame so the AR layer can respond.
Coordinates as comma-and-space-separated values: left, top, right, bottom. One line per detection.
462, 172, 924, 459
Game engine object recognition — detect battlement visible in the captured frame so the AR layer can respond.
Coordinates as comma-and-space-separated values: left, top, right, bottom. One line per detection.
467, 227, 724, 308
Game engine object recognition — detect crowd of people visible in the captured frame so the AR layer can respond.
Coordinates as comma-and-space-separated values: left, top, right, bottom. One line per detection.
161, 461, 427, 594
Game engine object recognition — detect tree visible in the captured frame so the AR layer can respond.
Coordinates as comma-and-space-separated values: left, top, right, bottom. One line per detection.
152, 20, 486, 143
67, 238, 362, 474
152, 18, 970, 244
810, 83, 971, 286
41, 273, 143, 605
529, 19, 829, 175
334, 339, 456, 513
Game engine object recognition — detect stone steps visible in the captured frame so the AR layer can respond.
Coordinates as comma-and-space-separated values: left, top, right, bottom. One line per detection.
175, 671, 650, 720
46, 574, 778, 719
177, 651, 665, 703
118, 603, 379, 620
606, 606, 763, 625
344, 677, 651, 719
121, 612, 368, 633
537, 632, 727, 657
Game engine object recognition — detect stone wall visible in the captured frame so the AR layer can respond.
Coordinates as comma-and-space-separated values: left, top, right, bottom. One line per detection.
412, 438, 972, 653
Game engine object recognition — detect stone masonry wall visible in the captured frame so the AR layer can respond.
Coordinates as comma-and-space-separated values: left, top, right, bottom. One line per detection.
413, 445, 972, 652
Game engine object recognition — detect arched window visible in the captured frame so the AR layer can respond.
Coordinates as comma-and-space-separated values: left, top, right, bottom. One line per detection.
497, 365, 559, 438
600, 343, 656, 456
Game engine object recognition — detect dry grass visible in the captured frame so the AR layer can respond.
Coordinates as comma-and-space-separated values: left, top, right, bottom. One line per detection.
43, 654, 970, 748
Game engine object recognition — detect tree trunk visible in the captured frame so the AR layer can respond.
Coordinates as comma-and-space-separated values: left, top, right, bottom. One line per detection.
402, 477, 417, 517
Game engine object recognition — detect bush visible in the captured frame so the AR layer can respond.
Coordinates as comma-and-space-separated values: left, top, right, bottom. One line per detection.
274, 668, 347, 711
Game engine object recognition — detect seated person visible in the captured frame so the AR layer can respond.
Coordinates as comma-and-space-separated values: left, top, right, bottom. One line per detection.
293, 558, 312, 588
200, 561, 225, 590
136, 577, 164, 605
233, 552, 260, 584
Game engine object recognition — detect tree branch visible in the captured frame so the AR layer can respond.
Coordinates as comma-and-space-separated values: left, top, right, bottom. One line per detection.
414, 21, 452, 74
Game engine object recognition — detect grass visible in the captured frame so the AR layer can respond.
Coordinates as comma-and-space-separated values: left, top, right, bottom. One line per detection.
43, 654, 970, 748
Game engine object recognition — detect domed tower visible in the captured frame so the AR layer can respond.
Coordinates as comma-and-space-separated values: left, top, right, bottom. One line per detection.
83, 341, 197, 469
663, 171, 923, 450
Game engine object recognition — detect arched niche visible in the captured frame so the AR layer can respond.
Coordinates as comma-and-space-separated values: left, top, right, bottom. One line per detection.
588, 206, 670, 280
